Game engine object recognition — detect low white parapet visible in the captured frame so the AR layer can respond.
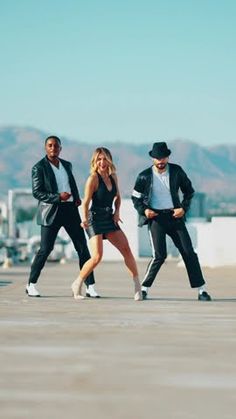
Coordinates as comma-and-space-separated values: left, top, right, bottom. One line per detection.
194, 217, 236, 267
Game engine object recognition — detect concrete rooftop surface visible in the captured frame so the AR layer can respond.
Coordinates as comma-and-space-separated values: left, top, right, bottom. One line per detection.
1, 259, 236, 419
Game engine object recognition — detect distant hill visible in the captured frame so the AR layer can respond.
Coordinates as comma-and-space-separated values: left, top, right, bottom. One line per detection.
0, 126, 236, 202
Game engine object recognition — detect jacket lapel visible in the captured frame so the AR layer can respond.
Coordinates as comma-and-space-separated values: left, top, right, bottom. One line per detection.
43, 157, 58, 192
168, 164, 175, 192
60, 160, 78, 199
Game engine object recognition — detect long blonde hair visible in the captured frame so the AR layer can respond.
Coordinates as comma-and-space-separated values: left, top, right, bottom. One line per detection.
90, 147, 116, 175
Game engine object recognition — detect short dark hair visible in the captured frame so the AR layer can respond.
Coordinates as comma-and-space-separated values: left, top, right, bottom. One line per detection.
45, 135, 61, 146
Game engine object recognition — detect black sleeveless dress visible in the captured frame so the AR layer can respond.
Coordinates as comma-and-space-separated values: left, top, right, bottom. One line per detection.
86, 173, 121, 239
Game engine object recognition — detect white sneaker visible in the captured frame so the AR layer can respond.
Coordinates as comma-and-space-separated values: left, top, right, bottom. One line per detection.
26, 283, 41, 297
86, 284, 100, 298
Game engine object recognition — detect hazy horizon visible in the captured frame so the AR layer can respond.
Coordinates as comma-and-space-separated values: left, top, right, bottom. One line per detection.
1, 123, 236, 148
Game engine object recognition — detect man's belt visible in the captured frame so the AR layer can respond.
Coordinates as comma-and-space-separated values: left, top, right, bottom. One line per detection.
153, 209, 174, 214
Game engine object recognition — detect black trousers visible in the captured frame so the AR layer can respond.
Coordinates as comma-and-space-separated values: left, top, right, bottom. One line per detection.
29, 203, 95, 286
142, 213, 205, 288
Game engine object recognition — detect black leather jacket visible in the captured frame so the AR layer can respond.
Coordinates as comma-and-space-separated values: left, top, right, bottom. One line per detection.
32, 156, 80, 226
131, 163, 195, 226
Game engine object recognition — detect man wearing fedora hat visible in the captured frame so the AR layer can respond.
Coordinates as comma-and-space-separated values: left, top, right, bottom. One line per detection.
132, 141, 211, 301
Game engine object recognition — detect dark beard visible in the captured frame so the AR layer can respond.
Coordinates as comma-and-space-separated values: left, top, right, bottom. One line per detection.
156, 163, 167, 170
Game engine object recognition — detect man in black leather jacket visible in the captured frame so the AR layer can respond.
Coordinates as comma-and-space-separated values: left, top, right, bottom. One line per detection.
132, 142, 211, 301
26, 135, 99, 298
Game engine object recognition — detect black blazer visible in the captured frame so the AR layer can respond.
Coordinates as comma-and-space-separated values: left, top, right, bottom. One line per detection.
32, 156, 80, 226
132, 163, 195, 226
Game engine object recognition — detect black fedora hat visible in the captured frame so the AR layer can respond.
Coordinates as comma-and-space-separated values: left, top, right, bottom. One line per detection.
149, 142, 171, 159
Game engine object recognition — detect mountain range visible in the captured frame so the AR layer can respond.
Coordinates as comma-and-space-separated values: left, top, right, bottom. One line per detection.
0, 126, 236, 204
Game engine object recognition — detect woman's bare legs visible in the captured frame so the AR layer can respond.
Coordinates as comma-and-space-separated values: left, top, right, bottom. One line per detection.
72, 235, 103, 299
106, 230, 142, 300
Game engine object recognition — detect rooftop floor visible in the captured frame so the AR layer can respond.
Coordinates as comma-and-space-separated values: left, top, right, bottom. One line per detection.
1, 259, 236, 419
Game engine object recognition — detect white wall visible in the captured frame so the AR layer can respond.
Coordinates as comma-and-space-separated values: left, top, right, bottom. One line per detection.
193, 217, 236, 267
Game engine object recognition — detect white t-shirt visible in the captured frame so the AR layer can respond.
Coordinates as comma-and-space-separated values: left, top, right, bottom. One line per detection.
50, 161, 73, 202
150, 165, 173, 209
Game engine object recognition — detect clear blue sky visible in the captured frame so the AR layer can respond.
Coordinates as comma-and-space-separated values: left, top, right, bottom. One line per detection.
1, 0, 235, 145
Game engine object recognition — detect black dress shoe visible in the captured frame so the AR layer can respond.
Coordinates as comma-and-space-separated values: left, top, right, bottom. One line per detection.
198, 291, 212, 301
142, 290, 147, 300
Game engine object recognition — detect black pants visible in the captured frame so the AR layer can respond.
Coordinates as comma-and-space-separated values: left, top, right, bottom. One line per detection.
28, 203, 95, 286
142, 213, 205, 288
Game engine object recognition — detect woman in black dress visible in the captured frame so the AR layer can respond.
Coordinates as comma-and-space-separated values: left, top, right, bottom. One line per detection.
71, 147, 142, 301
